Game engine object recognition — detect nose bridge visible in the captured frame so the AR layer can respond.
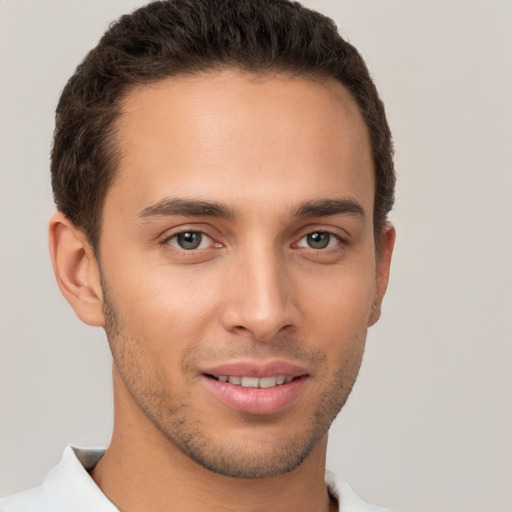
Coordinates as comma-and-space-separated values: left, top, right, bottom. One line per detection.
222, 236, 295, 340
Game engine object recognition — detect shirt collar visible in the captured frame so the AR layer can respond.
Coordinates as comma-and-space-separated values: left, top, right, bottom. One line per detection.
41, 445, 117, 511
38, 446, 385, 512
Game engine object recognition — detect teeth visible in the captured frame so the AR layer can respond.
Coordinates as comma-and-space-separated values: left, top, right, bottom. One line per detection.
241, 376, 259, 388
216, 375, 293, 388
258, 376, 277, 388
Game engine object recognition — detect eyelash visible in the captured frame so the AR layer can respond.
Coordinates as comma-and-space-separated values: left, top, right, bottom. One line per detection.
161, 230, 218, 252
296, 230, 344, 250
160, 228, 345, 253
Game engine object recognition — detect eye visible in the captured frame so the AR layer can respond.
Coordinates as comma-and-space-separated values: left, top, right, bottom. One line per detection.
166, 231, 213, 250
297, 231, 340, 250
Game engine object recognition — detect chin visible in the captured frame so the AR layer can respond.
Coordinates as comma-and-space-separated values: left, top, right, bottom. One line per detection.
173, 428, 325, 479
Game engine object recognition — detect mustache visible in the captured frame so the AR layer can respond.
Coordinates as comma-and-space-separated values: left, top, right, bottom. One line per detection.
182, 335, 328, 371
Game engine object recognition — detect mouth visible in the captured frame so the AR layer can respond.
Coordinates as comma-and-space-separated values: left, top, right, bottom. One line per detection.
205, 374, 295, 388
200, 361, 309, 415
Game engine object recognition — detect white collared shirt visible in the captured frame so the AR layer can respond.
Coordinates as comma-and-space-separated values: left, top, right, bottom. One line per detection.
0, 446, 393, 511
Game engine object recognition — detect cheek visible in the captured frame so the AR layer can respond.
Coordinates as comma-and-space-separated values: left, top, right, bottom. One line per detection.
104, 260, 223, 355
295, 260, 375, 374
299, 263, 376, 327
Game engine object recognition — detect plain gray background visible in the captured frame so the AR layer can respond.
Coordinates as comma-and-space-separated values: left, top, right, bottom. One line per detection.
1, 1, 511, 511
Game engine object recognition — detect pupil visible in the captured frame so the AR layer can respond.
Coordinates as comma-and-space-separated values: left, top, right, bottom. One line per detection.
178, 232, 201, 249
307, 232, 329, 249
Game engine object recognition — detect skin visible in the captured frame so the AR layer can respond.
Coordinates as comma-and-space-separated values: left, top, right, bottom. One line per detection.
49, 70, 395, 512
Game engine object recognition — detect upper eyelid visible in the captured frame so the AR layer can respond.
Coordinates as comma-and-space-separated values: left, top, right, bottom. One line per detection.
158, 225, 348, 247
162, 229, 204, 238
164, 230, 211, 240
159, 226, 216, 243
295, 230, 343, 248
303, 228, 342, 237
294, 226, 348, 242
161, 231, 219, 253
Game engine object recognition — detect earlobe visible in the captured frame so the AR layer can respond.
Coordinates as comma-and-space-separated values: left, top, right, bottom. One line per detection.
369, 225, 396, 326
48, 212, 105, 327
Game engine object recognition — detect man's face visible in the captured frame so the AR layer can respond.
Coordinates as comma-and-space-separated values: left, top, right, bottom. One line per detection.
97, 70, 391, 478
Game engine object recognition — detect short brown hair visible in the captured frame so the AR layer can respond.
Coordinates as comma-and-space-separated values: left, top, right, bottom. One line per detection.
51, 0, 395, 252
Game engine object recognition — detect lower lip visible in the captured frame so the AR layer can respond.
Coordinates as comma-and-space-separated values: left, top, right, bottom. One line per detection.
201, 375, 308, 415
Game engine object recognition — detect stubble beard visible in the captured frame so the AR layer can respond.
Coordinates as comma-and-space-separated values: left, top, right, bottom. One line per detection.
102, 287, 364, 479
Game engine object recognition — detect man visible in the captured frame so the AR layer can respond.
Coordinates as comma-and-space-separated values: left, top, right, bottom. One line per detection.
0, 0, 395, 510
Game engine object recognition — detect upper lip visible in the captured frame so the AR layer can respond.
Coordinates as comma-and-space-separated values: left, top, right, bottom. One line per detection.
199, 360, 309, 378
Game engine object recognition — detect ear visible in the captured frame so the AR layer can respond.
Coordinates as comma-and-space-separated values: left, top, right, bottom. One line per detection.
369, 224, 396, 326
48, 212, 105, 327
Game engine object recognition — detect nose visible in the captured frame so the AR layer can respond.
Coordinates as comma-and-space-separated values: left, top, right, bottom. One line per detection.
220, 246, 299, 342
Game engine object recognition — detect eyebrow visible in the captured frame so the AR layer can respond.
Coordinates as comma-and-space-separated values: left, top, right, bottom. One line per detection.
138, 197, 365, 222
292, 198, 366, 219
138, 198, 237, 220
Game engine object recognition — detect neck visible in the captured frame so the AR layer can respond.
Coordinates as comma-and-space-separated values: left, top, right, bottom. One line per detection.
91, 370, 335, 512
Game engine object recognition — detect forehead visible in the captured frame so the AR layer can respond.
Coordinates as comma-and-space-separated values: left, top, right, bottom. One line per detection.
108, 70, 374, 217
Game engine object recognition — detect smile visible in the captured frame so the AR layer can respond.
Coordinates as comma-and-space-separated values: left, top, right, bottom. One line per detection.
200, 362, 309, 415
211, 375, 295, 388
